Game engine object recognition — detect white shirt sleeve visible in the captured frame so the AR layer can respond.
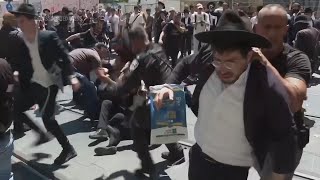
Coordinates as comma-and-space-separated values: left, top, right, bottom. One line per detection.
191, 13, 196, 24
205, 13, 210, 25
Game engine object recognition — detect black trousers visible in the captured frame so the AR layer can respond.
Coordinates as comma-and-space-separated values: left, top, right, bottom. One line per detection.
165, 48, 179, 68
13, 83, 70, 149
146, 30, 152, 42
181, 34, 192, 56
189, 144, 250, 180
130, 106, 183, 171
108, 32, 115, 51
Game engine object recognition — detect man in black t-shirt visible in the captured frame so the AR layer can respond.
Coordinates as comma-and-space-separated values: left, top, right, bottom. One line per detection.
255, 4, 311, 179
66, 21, 105, 48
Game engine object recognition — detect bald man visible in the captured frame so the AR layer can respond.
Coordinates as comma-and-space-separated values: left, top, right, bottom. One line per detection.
255, 4, 311, 180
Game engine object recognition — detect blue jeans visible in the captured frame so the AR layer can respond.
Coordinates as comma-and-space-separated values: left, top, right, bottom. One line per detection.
73, 73, 100, 120
0, 131, 14, 180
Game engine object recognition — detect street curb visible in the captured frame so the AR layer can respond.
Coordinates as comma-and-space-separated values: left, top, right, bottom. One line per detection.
13, 149, 72, 180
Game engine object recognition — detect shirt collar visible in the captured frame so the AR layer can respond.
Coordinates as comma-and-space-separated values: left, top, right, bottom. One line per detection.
23, 30, 39, 44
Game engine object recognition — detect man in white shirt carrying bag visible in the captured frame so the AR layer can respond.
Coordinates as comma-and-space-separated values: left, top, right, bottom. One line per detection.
155, 10, 299, 180
191, 3, 210, 53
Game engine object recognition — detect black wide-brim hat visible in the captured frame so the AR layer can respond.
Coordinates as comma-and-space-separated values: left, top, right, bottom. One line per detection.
10, 3, 38, 18
195, 10, 271, 48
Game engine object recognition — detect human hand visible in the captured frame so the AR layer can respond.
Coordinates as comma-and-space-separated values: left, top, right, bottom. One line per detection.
71, 78, 81, 92
251, 47, 269, 66
154, 87, 174, 110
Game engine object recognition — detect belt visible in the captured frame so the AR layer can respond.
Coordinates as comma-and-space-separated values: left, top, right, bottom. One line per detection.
194, 144, 221, 164
202, 152, 220, 164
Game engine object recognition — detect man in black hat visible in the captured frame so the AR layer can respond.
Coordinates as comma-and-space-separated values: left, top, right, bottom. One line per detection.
155, 10, 299, 180
9, 3, 79, 165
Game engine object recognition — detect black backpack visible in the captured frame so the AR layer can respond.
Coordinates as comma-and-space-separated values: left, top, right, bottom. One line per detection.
194, 13, 206, 24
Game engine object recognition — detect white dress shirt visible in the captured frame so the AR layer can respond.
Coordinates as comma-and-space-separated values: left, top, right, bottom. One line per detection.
24, 32, 54, 88
195, 65, 254, 167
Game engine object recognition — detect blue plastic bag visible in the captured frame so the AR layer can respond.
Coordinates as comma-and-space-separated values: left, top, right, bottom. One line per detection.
149, 84, 188, 145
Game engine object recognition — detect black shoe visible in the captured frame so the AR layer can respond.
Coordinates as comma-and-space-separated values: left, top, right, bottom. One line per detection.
33, 133, 52, 146
161, 151, 185, 165
134, 167, 157, 179
94, 146, 117, 156
54, 145, 77, 165
106, 126, 121, 147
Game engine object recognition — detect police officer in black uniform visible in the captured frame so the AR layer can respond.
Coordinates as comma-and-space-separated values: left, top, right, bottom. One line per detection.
106, 26, 184, 178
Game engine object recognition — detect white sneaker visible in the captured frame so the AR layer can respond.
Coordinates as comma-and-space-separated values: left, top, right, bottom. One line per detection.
89, 129, 109, 140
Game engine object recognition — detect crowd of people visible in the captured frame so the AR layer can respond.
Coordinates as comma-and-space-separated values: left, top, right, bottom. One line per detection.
0, 0, 319, 179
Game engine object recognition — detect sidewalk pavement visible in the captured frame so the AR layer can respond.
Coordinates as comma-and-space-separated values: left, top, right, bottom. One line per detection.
13, 76, 320, 180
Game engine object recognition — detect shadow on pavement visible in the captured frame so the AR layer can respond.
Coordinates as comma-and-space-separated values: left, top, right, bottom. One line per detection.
26, 153, 69, 179
94, 170, 138, 180
60, 116, 92, 136
13, 162, 44, 180
94, 161, 171, 180
34, 104, 66, 117
31, 153, 53, 162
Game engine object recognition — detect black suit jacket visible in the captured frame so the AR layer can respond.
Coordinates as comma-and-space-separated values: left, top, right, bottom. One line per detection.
13, 30, 73, 90
167, 45, 297, 173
